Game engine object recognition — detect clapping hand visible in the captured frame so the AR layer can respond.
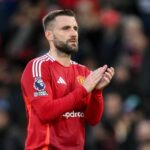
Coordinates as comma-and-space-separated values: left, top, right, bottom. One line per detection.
83, 65, 107, 93
95, 67, 115, 90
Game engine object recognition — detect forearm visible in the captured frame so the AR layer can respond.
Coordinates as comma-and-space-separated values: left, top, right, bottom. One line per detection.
85, 90, 104, 125
31, 86, 88, 123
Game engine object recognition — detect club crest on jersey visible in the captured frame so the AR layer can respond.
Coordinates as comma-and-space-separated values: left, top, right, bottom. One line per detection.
34, 77, 45, 91
77, 76, 85, 85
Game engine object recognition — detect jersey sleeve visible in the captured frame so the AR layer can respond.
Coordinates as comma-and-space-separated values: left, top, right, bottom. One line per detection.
21, 60, 88, 124
84, 90, 104, 125
83, 67, 104, 125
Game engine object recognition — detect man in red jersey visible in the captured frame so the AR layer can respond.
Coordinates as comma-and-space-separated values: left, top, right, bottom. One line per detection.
21, 10, 115, 150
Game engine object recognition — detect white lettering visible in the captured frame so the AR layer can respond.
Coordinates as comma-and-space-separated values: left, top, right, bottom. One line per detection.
34, 91, 48, 97
63, 111, 84, 119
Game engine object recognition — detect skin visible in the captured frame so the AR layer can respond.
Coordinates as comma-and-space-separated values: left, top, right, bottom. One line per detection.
45, 16, 78, 66
44, 15, 115, 93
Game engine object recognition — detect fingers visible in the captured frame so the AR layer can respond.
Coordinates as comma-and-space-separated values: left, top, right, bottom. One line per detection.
103, 67, 115, 82
83, 65, 114, 93
93, 65, 108, 82
99, 65, 108, 74
83, 65, 108, 93
107, 67, 115, 77
95, 66, 115, 90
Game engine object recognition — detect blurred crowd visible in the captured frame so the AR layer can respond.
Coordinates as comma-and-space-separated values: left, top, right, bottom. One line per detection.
0, 0, 150, 150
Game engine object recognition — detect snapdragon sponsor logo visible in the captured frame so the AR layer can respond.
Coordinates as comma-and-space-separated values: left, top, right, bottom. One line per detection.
63, 111, 84, 119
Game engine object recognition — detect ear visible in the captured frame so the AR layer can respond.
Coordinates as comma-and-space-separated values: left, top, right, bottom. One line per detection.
45, 30, 53, 41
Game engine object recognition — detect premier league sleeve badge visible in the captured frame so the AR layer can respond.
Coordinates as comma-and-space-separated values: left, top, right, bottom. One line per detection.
34, 77, 45, 91
33, 78, 48, 97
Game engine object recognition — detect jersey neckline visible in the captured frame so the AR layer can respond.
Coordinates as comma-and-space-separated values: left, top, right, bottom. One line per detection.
46, 53, 76, 68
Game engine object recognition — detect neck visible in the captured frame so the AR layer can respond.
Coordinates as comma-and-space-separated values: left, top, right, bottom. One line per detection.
48, 47, 71, 67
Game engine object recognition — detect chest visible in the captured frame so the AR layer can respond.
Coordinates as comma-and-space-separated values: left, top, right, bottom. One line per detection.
49, 65, 86, 98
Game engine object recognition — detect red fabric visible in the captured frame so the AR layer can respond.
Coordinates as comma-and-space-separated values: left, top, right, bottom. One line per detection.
58, 0, 100, 11
101, 9, 121, 27
58, 0, 79, 9
21, 53, 104, 150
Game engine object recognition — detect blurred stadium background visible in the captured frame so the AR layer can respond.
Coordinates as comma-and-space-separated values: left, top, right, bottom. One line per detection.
0, 0, 150, 150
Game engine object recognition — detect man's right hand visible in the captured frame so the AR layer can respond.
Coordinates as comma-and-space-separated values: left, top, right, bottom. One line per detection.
83, 65, 107, 93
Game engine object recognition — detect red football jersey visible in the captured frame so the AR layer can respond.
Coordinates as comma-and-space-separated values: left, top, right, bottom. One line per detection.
21, 53, 104, 150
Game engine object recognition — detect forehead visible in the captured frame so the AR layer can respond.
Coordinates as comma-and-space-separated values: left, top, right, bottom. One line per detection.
54, 16, 78, 27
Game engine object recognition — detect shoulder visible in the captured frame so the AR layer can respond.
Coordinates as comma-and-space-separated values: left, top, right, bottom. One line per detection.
71, 60, 88, 68
71, 60, 90, 74
22, 54, 54, 77
31, 54, 54, 66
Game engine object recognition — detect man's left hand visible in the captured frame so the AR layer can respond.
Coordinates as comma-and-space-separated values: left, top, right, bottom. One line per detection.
95, 67, 115, 90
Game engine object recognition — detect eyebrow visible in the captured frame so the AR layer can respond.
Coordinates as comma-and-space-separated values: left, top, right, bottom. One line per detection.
61, 25, 78, 30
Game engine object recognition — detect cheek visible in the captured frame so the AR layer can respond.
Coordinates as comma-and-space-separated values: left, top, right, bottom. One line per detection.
54, 33, 67, 42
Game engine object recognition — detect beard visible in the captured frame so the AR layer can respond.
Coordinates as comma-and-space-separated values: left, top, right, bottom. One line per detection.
53, 36, 78, 55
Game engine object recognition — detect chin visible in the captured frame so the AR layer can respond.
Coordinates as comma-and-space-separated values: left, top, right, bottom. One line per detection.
71, 47, 78, 53
67, 49, 78, 55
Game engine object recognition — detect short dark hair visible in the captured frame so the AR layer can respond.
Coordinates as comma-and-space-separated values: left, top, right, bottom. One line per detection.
42, 9, 75, 31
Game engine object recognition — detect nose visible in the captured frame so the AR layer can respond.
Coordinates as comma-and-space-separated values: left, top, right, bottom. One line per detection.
70, 28, 78, 38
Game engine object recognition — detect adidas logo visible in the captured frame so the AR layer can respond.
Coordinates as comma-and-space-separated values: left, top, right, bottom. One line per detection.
57, 77, 66, 85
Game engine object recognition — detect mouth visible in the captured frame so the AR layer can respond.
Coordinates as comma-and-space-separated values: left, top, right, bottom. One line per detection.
68, 41, 77, 47
69, 40, 76, 43
68, 38, 77, 42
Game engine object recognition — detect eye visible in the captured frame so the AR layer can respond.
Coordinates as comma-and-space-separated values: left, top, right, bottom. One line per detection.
62, 26, 70, 30
74, 26, 78, 31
